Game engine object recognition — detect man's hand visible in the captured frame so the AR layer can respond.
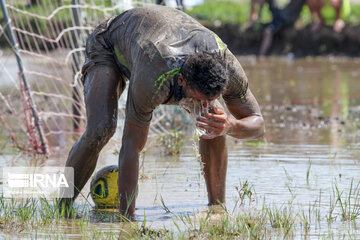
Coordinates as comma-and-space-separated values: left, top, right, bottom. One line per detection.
196, 106, 232, 139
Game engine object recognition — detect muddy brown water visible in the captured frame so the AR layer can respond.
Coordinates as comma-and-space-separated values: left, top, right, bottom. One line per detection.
1, 56, 360, 238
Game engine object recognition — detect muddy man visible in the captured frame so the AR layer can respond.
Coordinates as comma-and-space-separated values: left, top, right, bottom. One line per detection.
61, 6, 265, 218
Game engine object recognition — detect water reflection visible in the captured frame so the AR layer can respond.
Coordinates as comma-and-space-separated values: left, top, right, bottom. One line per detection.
241, 57, 360, 146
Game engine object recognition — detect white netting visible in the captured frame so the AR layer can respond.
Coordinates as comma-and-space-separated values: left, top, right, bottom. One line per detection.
0, 0, 190, 154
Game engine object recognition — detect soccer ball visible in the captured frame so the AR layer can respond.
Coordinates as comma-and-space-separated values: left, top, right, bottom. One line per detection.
90, 165, 119, 208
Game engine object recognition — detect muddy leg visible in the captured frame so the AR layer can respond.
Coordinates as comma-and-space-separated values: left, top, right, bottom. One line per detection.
61, 65, 124, 207
200, 135, 228, 205
259, 27, 274, 57
307, 0, 325, 32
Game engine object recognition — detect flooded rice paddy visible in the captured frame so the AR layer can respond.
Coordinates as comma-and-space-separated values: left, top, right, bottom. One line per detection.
1, 56, 360, 239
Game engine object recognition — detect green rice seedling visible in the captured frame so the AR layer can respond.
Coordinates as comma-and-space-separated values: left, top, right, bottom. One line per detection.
326, 189, 337, 225
172, 218, 182, 233
1, 196, 16, 225
334, 179, 360, 221
286, 183, 296, 200
245, 141, 266, 147
218, 213, 263, 239
306, 159, 312, 185
237, 209, 267, 240
135, 225, 170, 239
183, 209, 214, 234
177, 210, 211, 238
159, 195, 171, 213
58, 199, 77, 219
216, 199, 229, 214
283, 167, 293, 182
89, 229, 102, 240
198, 210, 211, 233
172, 216, 189, 238
15, 198, 37, 222
235, 180, 255, 206
205, 214, 237, 238
116, 222, 138, 239
95, 227, 120, 240
141, 209, 147, 229
38, 198, 62, 225
157, 129, 184, 157
137, 210, 174, 239
122, 191, 136, 219
315, 190, 323, 226
266, 205, 295, 235
184, 207, 268, 239
300, 204, 311, 232
231, 195, 241, 215
181, 212, 197, 230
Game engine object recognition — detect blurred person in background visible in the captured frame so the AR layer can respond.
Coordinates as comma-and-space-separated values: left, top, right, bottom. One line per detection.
307, 0, 351, 33
254, 0, 307, 56
248, 0, 268, 28
249, 0, 351, 56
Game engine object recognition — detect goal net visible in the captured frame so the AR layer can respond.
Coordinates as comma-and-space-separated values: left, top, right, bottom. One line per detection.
0, 0, 190, 154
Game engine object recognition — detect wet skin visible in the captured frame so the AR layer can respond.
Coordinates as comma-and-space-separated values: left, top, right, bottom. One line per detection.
60, 65, 124, 209
179, 74, 264, 205
61, 67, 264, 219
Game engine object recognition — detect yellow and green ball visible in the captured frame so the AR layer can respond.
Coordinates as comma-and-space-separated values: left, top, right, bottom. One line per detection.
90, 165, 119, 208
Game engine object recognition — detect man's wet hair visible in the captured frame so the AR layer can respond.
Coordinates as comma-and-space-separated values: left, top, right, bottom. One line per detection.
180, 51, 228, 98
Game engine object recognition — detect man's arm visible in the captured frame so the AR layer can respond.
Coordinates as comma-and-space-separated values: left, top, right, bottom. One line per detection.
225, 89, 264, 139
118, 121, 149, 218
196, 89, 265, 139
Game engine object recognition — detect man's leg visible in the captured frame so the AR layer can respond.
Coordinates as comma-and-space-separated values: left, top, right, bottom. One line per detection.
200, 135, 228, 205
259, 27, 274, 57
62, 65, 124, 204
248, 0, 268, 28
307, 0, 325, 32
331, 0, 345, 32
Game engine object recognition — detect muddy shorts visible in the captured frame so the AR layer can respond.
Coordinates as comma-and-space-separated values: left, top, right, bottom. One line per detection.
268, 3, 293, 33
267, 0, 305, 33
268, 11, 291, 33
80, 17, 129, 87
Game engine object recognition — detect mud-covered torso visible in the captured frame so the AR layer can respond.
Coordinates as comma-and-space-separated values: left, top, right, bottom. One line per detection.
108, 6, 222, 98
98, 6, 247, 127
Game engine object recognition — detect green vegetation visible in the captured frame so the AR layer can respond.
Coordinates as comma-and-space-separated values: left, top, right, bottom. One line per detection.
246, 140, 266, 147
235, 180, 255, 206
334, 179, 360, 221
1, 178, 360, 238
185, 0, 360, 26
157, 129, 184, 156
186, 1, 257, 25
